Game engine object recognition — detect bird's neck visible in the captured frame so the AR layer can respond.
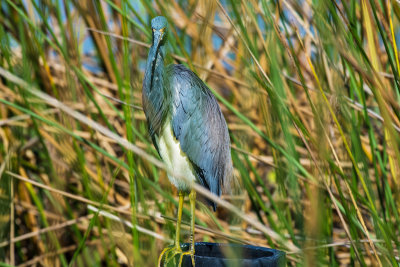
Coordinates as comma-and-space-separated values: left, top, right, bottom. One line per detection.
143, 44, 166, 93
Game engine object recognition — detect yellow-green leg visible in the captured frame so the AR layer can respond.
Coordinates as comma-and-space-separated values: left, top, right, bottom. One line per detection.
188, 189, 196, 264
177, 189, 196, 266
158, 189, 196, 267
158, 191, 185, 267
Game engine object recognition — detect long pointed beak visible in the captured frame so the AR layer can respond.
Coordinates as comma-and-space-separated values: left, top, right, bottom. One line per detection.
144, 31, 164, 90
150, 32, 163, 63
154, 32, 162, 48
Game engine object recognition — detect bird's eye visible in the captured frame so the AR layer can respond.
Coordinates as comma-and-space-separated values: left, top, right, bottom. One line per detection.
152, 29, 156, 32
159, 28, 165, 33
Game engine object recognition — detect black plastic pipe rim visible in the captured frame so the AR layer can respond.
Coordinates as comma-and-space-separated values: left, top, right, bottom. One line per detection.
162, 242, 286, 267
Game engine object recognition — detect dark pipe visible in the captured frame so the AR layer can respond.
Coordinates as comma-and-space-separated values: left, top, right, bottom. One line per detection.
163, 242, 286, 267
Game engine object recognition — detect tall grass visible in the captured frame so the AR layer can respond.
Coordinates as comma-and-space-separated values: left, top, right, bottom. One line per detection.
0, 0, 399, 266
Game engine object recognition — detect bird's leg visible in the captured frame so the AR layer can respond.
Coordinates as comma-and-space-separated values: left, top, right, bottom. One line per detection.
175, 190, 185, 249
177, 188, 196, 266
158, 191, 185, 266
189, 188, 196, 264
158, 189, 196, 267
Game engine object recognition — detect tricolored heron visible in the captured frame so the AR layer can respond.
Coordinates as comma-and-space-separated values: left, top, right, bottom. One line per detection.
142, 16, 233, 266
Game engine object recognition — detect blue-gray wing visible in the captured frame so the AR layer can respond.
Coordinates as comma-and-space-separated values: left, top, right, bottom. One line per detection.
166, 64, 232, 210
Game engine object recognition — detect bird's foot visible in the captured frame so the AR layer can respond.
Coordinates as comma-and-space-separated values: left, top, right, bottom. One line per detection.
177, 249, 195, 266
158, 244, 195, 267
158, 244, 182, 267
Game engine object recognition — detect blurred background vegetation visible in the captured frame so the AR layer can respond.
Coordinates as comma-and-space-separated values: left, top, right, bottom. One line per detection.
0, 0, 400, 266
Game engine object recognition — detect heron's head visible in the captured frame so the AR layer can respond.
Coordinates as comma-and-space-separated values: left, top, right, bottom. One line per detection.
151, 16, 168, 46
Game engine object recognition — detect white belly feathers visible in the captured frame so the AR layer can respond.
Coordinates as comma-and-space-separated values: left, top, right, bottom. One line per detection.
156, 120, 196, 191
